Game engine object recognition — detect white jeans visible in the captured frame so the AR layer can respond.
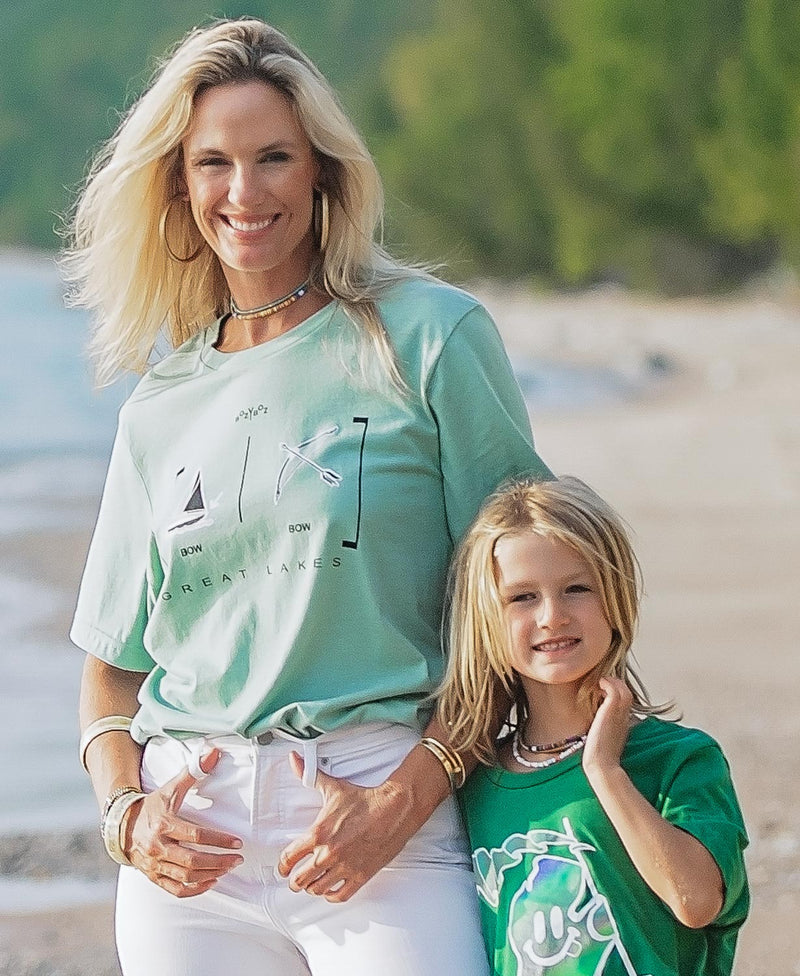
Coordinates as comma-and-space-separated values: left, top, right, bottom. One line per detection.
115, 723, 490, 976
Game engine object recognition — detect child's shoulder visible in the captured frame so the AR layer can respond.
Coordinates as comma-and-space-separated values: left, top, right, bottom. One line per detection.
625, 716, 729, 780
630, 715, 722, 753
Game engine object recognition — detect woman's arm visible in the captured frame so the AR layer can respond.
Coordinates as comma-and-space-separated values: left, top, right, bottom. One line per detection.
79, 655, 147, 805
583, 678, 725, 928
79, 656, 243, 897
277, 715, 475, 903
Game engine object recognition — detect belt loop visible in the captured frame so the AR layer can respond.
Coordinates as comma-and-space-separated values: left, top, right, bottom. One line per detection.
302, 738, 318, 789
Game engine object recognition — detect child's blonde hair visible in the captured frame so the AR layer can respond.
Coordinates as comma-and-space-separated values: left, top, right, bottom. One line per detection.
437, 475, 672, 764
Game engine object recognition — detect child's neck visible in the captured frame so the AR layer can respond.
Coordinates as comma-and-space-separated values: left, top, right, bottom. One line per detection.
522, 683, 593, 746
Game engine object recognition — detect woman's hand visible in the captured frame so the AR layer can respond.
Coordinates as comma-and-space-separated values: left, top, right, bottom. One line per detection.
582, 676, 633, 778
123, 749, 244, 898
278, 748, 446, 903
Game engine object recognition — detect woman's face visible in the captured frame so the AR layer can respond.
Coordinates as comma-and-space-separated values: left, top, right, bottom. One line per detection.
181, 80, 319, 298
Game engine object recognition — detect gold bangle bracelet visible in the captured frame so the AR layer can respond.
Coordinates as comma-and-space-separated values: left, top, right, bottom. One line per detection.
419, 737, 466, 791
100, 785, 141, 825
420, 736, 466, 787
419, 739, 456, 792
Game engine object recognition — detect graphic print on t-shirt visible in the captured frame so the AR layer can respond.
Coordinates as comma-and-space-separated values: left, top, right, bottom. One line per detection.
164, 416, 369, 562
167, 468, 215, 533
270, 416, 369, 549
473, 818, 648, 976
274, 424, 341, 504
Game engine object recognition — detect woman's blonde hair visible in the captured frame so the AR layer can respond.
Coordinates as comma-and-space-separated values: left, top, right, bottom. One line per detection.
62, 18, 418, 387
437, 476, 672, 764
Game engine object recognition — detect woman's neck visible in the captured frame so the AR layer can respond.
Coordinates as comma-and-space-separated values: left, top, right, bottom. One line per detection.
216, 287, 330, 351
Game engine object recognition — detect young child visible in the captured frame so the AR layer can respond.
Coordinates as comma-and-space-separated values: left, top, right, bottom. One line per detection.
438, 476, 749, 976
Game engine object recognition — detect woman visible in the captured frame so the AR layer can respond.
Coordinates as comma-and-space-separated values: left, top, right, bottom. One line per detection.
66, 18, 549, 976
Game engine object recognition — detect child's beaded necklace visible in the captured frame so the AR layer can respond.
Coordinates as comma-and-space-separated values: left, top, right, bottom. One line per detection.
511, 729, 588, 769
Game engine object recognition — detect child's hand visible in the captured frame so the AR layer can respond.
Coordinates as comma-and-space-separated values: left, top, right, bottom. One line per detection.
582, 677, 632, 778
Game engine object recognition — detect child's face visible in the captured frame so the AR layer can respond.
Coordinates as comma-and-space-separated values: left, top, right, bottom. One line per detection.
494, 532, 613, 696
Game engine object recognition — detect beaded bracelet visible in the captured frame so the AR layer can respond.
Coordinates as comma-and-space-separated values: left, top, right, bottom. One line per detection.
100, 787, 145, 867
419, 736, 467, 792
79, 715, 134, 773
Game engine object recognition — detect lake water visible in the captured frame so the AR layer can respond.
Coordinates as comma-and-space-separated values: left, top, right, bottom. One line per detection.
0, 252, 648, 837
1, 253, 131, 834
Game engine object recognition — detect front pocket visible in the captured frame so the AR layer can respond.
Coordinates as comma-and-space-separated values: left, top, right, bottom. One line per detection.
322, 726, 419, 786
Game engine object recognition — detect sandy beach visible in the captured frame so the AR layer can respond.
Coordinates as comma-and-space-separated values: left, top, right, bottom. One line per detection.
1, 284, 798, 974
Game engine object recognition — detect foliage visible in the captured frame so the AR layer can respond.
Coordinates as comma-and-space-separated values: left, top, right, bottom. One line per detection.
2, 0, 798, 291
0, 0, 429, 248
374, 0, 798, 291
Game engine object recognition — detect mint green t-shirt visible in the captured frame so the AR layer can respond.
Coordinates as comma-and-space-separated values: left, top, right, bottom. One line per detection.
459, 718, 749, 976
71, 278, 549, 742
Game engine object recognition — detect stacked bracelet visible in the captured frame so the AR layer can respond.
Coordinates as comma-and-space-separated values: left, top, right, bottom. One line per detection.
79, 715, 134, 773
100, 786, 145, 866
419, 736, 467, 792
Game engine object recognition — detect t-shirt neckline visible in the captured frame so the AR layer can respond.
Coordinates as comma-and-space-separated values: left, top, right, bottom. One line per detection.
200, 300, 339, 370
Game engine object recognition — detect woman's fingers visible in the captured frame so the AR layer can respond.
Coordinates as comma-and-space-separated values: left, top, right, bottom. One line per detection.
276, 752, 318, 878
161, 834, 244, 870
278, 759, 405, 900
278, 836, 317, 881
156, 856, 233, 886
123, 750, 243, 896
156, 841, 241, 879
277, 760, 345, 881
165, 814, 243, 852
156, 875, 222, 899
303, 871, 350, 900
286, 749, 306, 784
131, 824, 243, 895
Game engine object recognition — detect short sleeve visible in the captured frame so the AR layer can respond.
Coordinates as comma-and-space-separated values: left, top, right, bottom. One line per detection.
661, 742, 750, 926
70, 418, 157, 672
427, 304, 551, 542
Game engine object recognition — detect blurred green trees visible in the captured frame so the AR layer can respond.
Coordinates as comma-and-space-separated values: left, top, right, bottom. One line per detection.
375, 0, 799, 290
3, 0, 798, 292
0, 0, 429, 246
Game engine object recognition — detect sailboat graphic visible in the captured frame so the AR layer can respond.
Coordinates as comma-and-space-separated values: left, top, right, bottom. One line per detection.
168, 470, 208, 532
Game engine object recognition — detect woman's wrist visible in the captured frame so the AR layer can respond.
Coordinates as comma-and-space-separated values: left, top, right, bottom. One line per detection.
380, 740, 454, 829
100, 786, 146, 866
418, 736, 466, 792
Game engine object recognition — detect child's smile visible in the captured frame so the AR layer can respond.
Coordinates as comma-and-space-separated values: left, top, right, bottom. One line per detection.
494, 532, 613, 695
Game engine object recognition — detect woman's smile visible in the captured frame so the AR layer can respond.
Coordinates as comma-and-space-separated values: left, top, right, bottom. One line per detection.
224, 214, 279, 233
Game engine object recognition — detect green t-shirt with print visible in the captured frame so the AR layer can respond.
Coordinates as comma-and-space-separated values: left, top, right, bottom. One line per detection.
71, 277, 549, 742
459, 717, 749, 976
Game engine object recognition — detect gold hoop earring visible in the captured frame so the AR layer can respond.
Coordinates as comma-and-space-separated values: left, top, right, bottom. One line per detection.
314, 189, 330, 253
159, 197, 204, 263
